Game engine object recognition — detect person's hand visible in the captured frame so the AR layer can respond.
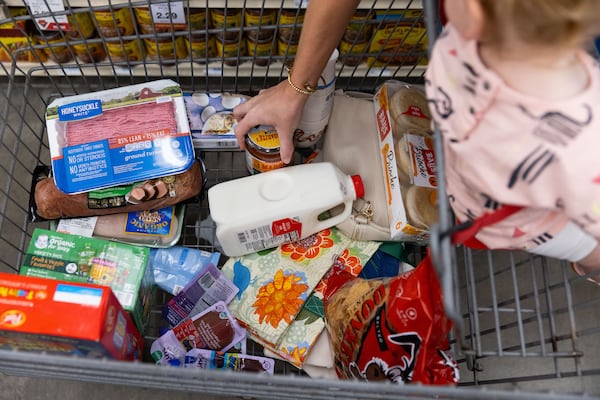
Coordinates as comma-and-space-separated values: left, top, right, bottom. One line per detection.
233, 80, 309, 164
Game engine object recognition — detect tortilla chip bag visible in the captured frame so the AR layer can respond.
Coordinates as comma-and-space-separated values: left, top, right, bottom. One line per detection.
323, 252, 459, 384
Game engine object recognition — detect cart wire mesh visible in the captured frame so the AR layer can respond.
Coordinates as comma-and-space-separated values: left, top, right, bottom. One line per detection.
1, 0, 600, 398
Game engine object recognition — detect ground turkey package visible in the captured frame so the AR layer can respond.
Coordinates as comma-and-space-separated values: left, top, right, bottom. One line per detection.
323, 257, 458, 384
45, 79, 194, 195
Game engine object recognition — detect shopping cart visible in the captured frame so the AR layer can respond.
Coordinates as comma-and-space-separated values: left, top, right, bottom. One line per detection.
1, 0, 599, 398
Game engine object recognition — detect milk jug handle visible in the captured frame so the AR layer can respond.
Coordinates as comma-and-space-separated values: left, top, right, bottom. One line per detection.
313, 200, 354, 233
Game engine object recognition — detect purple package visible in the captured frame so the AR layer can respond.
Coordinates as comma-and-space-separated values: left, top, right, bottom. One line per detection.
164, 263, 239, 326
151, 301, 247, 365
183, 348, 275, 374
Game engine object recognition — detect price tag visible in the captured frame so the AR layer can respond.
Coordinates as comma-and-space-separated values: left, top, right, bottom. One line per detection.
24, 0, 70, 31
150, 2, 185, 25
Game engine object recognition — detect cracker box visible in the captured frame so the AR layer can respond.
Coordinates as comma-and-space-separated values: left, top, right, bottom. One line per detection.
20, 228, 154, 335
373, 80, 437, 242
45, 79, 195, 194
0, 273, 143, 360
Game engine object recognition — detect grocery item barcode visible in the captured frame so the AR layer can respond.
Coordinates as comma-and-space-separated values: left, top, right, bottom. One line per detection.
199, 272, 215, 288
245, 231, 300, 252
237, 225, 272, 244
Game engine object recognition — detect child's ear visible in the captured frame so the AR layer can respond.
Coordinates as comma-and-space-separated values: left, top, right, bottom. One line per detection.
462, 0, 484, 40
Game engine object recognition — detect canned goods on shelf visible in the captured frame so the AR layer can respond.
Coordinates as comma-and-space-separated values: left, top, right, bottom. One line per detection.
144, 36, 188, 64
278, 34, 298, 68
339, 37, 369, 66
92, 7, 136, 38
215, 31, 244, 66
245, 128, 290, 174
246, 32, 275, 66
185, 34, 216, 63
72, 40, 107, 63
210, 8, 242, 30
343, 9, 373, 42
67, 11, 96, 39
278, 8, 304, 42
134, 7, 177, 34
105, 38, 146, 63
245, 8, 277, 40
187, 8, 209, 31
35, 31, 73, 64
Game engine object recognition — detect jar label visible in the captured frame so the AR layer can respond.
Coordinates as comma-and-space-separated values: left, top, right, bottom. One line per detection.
247, 130, 280, 151
94, 8, 135, 36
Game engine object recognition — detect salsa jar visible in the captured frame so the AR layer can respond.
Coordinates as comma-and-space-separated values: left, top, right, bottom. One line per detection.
245, 128, 291, 174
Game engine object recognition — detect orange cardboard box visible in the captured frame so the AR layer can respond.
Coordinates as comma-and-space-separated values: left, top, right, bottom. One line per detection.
0, 273, 143, 361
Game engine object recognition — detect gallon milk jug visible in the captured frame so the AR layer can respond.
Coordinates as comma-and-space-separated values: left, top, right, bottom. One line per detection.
208, 162, 364, 257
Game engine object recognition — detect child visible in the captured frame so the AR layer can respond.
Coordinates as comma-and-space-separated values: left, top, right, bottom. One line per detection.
426, 0, 600, 283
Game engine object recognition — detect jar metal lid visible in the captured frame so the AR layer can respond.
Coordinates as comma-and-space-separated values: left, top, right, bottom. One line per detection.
246, 129, 281, 153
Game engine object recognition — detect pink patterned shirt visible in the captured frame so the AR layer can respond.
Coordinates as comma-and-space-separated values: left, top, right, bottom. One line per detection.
425, 24, 600, 250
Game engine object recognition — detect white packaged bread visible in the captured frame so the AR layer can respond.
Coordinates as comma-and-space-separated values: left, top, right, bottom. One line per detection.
395, 128, 432, 186
389, 86, 431, 137
403, 185, 439, 230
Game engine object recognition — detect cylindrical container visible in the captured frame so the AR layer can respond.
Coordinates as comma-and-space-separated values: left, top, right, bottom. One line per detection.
93, 7, 136, 37
36, 31, 73, 64
134, 7, 175, 34
278, 8, 304, 42
294, 117, 329, 149
215, 31, 244, 66
105, 38, 146, 63
245, 127, 290, 174
339, 36, 369, 66
185, 34, 216, 63
72, 40, 107, 63
278, 34, 298, 68
210, 8, 242, 30
343, 9, 373, 42
67, 11, 96, 39
187, 8, 209, 31
294, 49, 338, 147
244, 8, 277, 40
246, 32, 274, 66
144, 36, 187, 64
208, 162, 365, 257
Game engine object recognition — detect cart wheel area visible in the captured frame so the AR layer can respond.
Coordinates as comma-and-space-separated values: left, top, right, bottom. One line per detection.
1, 0, 600, 398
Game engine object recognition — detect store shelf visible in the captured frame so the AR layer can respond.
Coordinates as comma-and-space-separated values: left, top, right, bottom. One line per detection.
3, 0, 422, 10
1, 58, 426, 78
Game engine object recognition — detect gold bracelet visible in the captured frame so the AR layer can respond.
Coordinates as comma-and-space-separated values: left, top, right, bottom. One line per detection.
286, 70, 317, 95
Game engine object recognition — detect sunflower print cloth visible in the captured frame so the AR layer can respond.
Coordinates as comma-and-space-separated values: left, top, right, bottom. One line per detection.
221, 227, 380, 350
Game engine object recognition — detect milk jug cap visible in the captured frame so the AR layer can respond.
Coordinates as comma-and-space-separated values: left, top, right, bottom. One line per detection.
351, 175, 365, 198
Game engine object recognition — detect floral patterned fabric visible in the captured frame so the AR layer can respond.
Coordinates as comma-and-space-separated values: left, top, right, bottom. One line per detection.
221, 227, 380, 356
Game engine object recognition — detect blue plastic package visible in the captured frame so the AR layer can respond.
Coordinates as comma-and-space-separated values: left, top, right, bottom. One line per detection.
150, 246, 221, 295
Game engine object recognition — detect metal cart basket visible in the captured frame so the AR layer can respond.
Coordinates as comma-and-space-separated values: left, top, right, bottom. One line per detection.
1, 0, 599, 398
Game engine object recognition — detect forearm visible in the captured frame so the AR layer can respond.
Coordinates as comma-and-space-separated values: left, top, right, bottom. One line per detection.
288, 0, 361, 89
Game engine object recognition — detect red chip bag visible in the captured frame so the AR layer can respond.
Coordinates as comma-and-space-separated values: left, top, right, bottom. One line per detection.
323, 250, 459, 384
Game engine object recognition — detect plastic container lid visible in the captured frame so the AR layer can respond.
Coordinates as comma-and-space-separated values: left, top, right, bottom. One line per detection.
351, 174, 365, 198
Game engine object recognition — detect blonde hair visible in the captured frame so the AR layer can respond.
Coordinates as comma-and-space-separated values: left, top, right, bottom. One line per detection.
478, 0, 600, 50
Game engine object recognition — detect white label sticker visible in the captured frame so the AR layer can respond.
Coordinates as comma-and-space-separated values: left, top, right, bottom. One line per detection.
56, 216, 98, 237
25, 0, 70, 31
150, 2, 185, 25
